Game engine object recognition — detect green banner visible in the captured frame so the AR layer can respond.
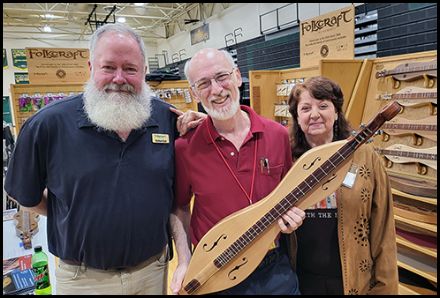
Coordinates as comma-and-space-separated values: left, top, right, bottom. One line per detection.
11, 49, 27, 70
3, 96, 13, 125
3, 48, 8, 69
14, 72, 29, 84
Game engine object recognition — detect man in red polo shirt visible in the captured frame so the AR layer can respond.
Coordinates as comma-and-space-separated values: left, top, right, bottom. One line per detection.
170, 48, 305, 295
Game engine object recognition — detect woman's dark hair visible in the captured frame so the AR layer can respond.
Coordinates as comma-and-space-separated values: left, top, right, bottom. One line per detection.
288, 76, 352, 160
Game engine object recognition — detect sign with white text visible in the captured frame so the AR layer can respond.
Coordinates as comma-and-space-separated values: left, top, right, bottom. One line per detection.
300, 6, 354, 68
14, 72, 29, 84
26, 47, 90, 84
11, 49, 27, 70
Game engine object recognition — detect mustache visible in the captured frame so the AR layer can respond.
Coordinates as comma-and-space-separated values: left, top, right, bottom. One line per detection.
103, 83, 135, 93
209, 92, 228, 102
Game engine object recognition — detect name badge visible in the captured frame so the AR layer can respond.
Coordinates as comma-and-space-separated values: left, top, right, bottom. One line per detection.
152, 133, 170, 144
342, 163, 358, 189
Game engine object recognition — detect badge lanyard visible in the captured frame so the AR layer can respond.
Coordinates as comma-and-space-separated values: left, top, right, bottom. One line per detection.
207, 125, 258, 205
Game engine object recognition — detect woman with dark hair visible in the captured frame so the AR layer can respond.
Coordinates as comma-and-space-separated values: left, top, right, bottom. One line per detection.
286, 76, 398, 295
288, 76, 352, 160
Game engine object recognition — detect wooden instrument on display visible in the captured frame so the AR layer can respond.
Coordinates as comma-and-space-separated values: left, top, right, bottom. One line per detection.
381, 115, 437, 142
388, 172, 437, 198
393, 202, 437, 225
375, 60, 437, 80
376, 87, 437, 106
179, 101, 402, 295
395, 227, 437, 250
13, 209, 39, 249
375, 144, 437, 170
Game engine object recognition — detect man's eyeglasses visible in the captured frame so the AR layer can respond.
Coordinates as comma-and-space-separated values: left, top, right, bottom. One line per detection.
191, 68, 236, 92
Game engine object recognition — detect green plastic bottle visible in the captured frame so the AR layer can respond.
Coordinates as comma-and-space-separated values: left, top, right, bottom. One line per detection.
32, 245, 52, 295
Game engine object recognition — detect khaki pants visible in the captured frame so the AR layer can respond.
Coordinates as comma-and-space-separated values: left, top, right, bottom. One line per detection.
55, 247, 168, 295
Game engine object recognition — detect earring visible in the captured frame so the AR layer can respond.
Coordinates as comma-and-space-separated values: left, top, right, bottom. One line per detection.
333, 120, 339, 139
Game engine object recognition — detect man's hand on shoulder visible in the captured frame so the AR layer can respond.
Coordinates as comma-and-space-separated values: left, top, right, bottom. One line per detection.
170, 107, 207, 136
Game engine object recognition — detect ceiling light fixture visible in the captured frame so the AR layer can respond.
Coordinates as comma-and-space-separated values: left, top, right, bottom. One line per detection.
43, 25, 52, 32
117, 17, 126, 23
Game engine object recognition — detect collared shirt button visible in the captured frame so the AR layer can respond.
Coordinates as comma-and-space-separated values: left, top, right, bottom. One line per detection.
230, 152, 235, 156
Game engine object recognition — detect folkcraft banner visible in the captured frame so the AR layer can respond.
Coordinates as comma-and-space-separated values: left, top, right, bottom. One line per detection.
26, 47, 90, 84
300, 5, 355, 68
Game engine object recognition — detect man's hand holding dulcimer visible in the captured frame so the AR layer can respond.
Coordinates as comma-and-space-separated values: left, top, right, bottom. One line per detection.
179, 101, 402, 295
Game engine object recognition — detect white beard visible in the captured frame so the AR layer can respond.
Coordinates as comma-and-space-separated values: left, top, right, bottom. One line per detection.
83, 80, 154, 132
201, 92, 240, 121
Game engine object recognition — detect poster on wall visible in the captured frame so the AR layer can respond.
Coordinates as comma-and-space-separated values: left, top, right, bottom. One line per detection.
11, 49, 28, 70
3, 48, 8, 69
190, 23, 209, 45
14, 72, 29, 84
25, 47, 90, 84
3, 96, 13, 125
300, 5, 355, 68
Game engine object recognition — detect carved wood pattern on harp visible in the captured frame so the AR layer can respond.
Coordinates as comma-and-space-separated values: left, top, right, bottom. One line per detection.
179, 101, 402, 295
13, 209, 40, 250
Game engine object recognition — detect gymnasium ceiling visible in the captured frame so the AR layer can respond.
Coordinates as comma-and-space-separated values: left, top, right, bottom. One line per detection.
3, 3, 232, 42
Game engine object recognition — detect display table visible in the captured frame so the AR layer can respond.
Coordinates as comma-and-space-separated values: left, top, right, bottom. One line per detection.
3, 213, 57, 294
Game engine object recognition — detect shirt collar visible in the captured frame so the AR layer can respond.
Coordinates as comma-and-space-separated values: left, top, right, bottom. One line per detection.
204, 105, 265, 144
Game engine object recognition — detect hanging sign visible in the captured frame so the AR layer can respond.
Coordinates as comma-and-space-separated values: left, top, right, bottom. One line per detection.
14, 72, 29, 84
26, 47, 90, 84
191, 23, 209, 45
12, 49, 28, 70
3, 49, 8, 69
300, 5, 355, 68
3, 96, 13, 125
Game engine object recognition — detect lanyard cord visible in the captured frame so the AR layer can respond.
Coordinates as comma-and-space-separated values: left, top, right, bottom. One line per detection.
207, 125, 258, 205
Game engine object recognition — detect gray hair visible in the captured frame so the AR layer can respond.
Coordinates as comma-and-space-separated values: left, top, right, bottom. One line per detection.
89, 23, 147, 66
184, 49, 237, 84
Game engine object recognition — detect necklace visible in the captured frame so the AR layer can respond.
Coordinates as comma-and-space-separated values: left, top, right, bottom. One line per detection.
207, 123, 258, 205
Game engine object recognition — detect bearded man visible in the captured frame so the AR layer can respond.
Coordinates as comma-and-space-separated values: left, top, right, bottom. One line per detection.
5, 23, 179, 295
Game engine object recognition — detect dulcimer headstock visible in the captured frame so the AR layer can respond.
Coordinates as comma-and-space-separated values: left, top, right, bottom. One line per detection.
350, 101, 402, 147
13, 208, 40, 250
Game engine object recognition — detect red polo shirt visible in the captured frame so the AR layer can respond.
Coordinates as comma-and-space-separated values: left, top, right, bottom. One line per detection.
174, 105, 293, 246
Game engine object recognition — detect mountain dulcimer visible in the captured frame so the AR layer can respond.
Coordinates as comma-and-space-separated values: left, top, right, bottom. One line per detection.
375, 144, 437, 170
179, 101, 402, 295
375, 59, 437, 88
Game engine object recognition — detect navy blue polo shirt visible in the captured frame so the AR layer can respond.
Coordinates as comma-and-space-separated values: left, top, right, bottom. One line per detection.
4, 94, 178, 270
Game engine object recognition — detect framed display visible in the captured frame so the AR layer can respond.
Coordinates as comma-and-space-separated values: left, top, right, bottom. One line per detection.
190, 23, 209, 45
11, 49, 27, 70
14, 72, 29, 84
